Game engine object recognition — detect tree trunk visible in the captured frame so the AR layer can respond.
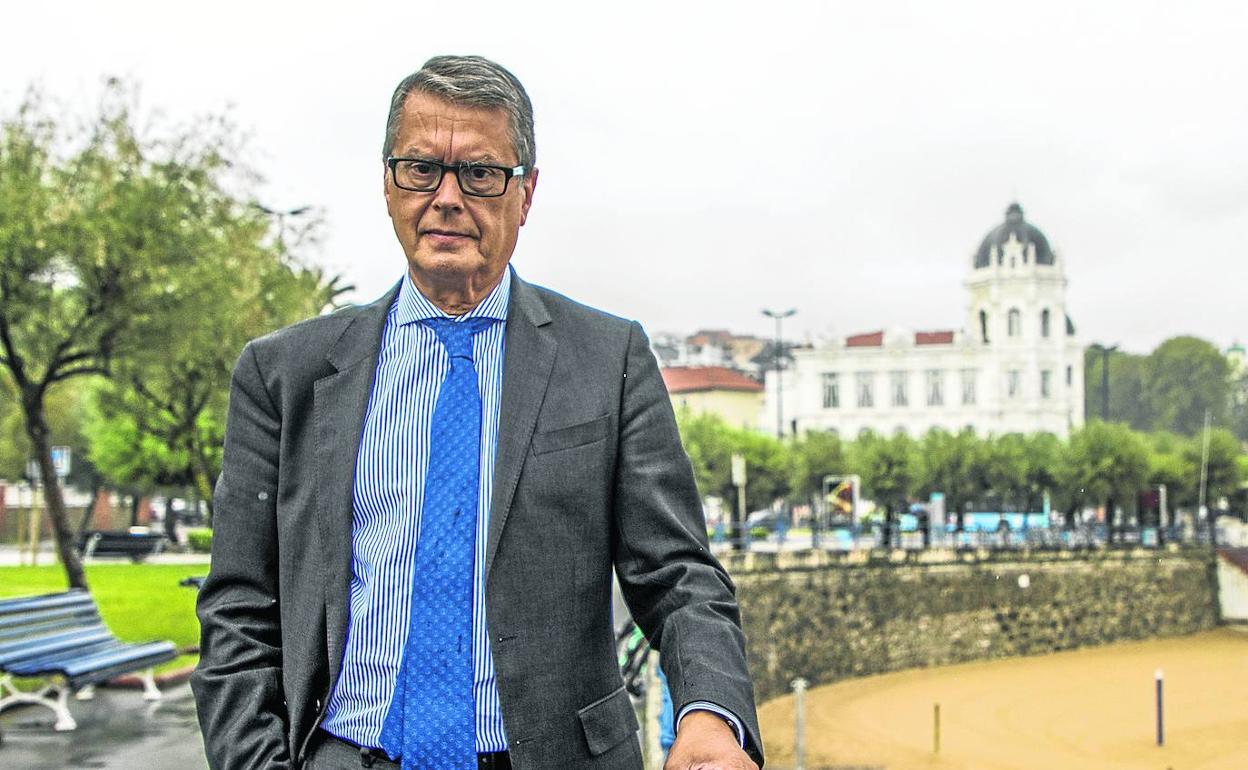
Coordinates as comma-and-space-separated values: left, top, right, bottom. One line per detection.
189, 436, 216, 523
21, 389, 89, 591
163, 494, 178, 545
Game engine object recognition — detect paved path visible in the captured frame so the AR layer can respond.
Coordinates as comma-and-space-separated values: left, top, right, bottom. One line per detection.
1, 682, 207, 769
0, 542, 210, 567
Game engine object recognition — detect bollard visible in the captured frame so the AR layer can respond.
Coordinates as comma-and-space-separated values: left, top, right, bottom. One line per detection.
791, 678, 809, 770
1155, 669, 1164, 747
934, 702, 941, 753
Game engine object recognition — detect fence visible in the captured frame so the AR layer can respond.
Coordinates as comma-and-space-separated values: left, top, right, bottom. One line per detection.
714, 522, 1222, 553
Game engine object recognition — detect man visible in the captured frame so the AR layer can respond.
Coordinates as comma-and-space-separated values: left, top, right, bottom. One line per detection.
192, 55, 763, 770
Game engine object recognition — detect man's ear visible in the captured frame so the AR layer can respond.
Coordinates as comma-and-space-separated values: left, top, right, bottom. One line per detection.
383, 162, 393, 211
519, 167, 539, 227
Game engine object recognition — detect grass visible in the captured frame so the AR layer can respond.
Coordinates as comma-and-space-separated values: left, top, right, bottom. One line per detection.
0, 562, 210, 675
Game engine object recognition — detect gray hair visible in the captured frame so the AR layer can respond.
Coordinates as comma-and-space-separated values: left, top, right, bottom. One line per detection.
382, 55, 536, 169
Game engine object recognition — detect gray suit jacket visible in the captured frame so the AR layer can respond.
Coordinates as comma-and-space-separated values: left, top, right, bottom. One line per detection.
191, 272, 763, 769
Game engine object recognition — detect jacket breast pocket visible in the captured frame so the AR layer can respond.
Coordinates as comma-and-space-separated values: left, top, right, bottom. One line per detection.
532, 414, 609, 456
576, 684, 639, 756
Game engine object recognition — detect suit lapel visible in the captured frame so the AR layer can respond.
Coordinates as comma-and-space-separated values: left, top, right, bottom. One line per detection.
314, 282, 400, 687
486, 273, 555, 579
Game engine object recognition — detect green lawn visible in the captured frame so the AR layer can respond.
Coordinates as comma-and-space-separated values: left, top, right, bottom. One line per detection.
0, 562, 210, 675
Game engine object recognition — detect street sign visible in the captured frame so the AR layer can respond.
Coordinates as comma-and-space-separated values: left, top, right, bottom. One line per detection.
51, 446, 71, 478
730, 453, 747, 487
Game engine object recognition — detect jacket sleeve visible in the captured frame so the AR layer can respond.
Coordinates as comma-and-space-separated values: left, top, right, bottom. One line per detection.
610, 321, 764, 767
190, 342, 293, 770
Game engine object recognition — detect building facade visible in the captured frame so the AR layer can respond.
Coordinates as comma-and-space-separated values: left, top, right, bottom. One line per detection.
662, 366, 765, 431
766, 203, 1085, 438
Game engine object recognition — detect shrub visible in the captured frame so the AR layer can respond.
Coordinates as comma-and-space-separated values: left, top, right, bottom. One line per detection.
187, 528, 213, 553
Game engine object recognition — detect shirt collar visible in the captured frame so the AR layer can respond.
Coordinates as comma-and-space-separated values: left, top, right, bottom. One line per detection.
393, 264, 512, 326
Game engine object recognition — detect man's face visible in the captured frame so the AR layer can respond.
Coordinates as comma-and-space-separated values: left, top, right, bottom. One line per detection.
384, 91, 537, 302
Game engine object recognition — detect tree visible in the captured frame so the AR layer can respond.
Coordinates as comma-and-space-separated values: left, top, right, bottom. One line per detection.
850, 431, 919, 545
915, 427, 979, 530
675, 410, 789, 512
1021, 432, 1064, 514
0, 84, 290, 589
787, 429, 847, 505
1065, 422, 1150, 540
1143, 336, 1230, 435
80, 210, 339, 519
1183, 427, 1243, 509
1084, 347, 1148, 427
977, 433, 1029, 510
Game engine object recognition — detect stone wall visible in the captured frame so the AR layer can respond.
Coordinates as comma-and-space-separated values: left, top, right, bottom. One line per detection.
723, 547, 1219, 702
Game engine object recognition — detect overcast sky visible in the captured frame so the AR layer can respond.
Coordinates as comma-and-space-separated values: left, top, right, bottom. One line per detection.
4, 1, 1245, 354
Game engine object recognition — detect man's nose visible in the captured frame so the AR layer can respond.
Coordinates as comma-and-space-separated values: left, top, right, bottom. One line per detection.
431, 167, 466, 211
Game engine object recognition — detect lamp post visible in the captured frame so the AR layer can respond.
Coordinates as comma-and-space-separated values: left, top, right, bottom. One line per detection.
763, 308, 796, 438
252, 202, 312, 255
1088, 342, 1118, 421
1088, 342, 1119, 541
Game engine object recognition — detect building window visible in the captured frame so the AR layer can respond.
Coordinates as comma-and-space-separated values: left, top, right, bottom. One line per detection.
1066, 365, 1073, 386
926, 369, 944, 406
1008, 308, 1021, 337
821, 373, 840, 409
1041, 369, 1052, 399
891, 371, 908, 407
856, 372, 874, 408
961, 368, 977, 405
979, 310, 989, 343
1041, 308, 1051, 338
1007, 369, 1021, 398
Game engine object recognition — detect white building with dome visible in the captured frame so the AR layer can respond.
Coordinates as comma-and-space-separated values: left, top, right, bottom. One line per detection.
765, 203, 1085, 438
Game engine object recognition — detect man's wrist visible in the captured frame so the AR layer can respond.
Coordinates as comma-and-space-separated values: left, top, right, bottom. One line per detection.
675, 701, 745, 747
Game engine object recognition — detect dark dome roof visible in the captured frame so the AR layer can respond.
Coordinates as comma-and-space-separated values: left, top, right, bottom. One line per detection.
974, 203, 1055, 269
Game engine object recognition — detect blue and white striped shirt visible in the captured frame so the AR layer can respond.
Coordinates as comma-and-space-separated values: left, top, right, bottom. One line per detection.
322, 268, 511, 752
322, 267, 745, 752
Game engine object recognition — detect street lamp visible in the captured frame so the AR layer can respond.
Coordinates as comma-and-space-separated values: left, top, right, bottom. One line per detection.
252, 202, 312, 254
1088, 342, 1119, 421
762, 308, 797, 438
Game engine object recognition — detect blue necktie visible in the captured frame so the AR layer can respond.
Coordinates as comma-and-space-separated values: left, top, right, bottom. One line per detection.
379, 316, 497, 769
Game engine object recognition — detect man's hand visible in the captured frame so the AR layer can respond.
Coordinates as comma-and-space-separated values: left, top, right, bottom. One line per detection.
663, 710, 759, 770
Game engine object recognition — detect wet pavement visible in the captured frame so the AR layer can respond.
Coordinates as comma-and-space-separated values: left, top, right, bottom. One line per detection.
0, 682, 207, 769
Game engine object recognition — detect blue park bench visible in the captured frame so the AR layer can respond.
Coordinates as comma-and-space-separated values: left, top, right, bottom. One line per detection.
0, 590, 177, 730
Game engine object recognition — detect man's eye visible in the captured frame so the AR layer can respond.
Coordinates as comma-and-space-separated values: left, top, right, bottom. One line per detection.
410, 162, 436, 175
466, 167, 492, 180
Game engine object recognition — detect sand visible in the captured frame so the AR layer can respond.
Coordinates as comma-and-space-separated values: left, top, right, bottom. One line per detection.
758, 627, 1248, 770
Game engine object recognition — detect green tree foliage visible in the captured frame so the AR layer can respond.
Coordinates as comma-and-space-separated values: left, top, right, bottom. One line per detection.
1064, 422, 1150, 532
849, 431, 918, 515
1084, 347, 1148, 427
1143, 336, 1230, 435
787, 429, 847, 504
0, 84, 325, 588
915, 427, 979, 527
1184, 427, 1243, 508
80, 208, 338, 517
1087, 336, 1233, 436
675, 409, 789, 512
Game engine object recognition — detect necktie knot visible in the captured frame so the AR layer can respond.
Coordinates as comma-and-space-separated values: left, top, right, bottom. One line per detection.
422, 317, 498, 360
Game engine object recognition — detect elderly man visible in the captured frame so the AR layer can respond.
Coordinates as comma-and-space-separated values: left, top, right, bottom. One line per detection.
191, 55, 763, 770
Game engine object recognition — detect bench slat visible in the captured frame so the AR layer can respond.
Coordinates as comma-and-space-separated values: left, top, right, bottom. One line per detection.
7, 639, 125, 675
0, 591, 95, 617
0, 628, 114, 666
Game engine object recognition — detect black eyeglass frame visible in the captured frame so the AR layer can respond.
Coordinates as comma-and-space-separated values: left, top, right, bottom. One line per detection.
386, 156, 526, 198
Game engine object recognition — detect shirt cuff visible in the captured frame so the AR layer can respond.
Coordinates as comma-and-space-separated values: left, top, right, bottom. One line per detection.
675, 701, 746, 748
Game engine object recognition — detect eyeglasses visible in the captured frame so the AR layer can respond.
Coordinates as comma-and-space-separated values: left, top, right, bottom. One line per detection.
386, 157, 526, 198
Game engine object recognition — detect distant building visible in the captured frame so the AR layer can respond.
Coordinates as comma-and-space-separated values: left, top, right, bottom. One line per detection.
766, 203, 1085, 438
653, 330, 767, 375
661, 366, 764, 430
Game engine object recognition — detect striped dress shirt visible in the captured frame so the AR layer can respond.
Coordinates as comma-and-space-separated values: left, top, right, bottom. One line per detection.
322, 268, 511, 751
321, 267, 745, 752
